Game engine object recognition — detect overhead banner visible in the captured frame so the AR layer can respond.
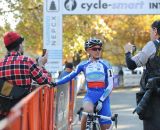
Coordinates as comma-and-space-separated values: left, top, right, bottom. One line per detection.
62, 0, 160, 14
43, 0, 160, 74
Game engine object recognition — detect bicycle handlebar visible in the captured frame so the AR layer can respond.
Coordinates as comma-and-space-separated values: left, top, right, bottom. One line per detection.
49, 82, 57, 87
77, 107, 118, 128
82, 111, 111, 120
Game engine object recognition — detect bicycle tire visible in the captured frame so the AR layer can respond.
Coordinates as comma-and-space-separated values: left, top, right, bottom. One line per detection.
85, 122, 99, 130
86, 127, 92, 130
93, 122, 101, 130
86, 121, 92, 130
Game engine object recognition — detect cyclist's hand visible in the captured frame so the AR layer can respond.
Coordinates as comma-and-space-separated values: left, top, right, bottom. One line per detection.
95, 100, 103, 112
50, 82, 57, 87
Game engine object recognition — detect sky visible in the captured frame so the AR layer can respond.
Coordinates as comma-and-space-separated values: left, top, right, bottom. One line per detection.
0, 0, 19, 29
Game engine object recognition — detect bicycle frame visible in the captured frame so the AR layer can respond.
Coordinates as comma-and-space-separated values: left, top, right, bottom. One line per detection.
84, 112, 101, 130
77, 108, 118, 130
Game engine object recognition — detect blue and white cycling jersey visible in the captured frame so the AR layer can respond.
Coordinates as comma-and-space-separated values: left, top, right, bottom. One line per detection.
56, 58, 113, 124
56, 58, 113, 100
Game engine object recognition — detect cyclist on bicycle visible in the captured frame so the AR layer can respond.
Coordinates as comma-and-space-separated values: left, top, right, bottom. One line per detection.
53, 37, 113, 130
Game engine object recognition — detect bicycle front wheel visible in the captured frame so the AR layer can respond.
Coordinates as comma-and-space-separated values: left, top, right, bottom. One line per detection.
93, 122, 101, 130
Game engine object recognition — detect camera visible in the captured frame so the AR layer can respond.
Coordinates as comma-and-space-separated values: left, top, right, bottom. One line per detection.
132, 45, 136, 52
42, 49, 47, 57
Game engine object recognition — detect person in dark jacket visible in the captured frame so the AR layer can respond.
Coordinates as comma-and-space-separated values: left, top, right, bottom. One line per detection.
124, 20, 160, 130
0, 31, 52, 119
58, 62, 73, 78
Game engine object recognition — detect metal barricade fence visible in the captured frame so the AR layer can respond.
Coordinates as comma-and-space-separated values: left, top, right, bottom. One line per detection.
0, 80, 76, 130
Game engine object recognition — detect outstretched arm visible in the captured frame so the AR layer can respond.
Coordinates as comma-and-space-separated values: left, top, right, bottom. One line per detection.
55, 63, 82, 85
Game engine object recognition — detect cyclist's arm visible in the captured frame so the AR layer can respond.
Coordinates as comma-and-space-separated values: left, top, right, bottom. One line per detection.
99, 62, 113, 102
56, 64, 83, 85
99, 68, 113, 102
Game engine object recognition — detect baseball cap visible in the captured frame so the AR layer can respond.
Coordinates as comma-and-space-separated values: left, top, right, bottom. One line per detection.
3, 32, 24, 50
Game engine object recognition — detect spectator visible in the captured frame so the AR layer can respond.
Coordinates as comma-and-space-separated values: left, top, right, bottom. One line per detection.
58, 62, 73, 78
0, 31, 52, 119
124, 20, 160, 130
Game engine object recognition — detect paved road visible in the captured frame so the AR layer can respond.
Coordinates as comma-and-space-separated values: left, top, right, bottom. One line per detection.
72, 87, 143, 130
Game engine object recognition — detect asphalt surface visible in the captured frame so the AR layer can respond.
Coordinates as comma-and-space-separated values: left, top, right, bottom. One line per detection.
72, 87, 143, 130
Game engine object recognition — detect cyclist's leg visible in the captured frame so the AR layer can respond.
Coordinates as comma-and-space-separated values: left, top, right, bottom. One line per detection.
81, 100, 94, 130
101, 122, 113, 130
81, 89, 102, 130
101, 124, 112, 130
98, 97, 112, 130
81, 114, 87, 130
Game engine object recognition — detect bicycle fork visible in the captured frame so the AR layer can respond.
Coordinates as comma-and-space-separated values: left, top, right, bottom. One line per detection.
86, 115, 100, 130
86, 116, 92, 130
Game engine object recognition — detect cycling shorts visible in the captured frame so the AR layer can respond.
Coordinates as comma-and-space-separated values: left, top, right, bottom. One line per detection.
83, 88, 112, 125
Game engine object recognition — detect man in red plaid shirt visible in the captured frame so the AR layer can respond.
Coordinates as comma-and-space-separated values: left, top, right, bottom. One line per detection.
0, 31, 52, 119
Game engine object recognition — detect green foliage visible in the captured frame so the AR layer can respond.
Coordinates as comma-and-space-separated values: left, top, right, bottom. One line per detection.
102, 15, 160, 65
63, 15, 160, 65
0, 0, 43, 57
63, 15, 115, 61
15, 0, 43, 57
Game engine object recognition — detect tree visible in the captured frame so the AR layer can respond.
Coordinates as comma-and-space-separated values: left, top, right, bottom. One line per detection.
0, 0, 43, 57
63, 15, 115, 62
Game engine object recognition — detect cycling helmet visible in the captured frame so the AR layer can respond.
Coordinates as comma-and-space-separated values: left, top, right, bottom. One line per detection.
85, 37, 103, 50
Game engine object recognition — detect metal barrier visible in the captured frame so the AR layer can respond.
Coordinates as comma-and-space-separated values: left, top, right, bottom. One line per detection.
55, 80, 77, 130
0, 80, 76, 130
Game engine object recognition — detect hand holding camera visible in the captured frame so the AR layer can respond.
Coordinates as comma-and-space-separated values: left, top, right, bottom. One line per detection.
124, 42, 136, 53
37, 49, 48, 67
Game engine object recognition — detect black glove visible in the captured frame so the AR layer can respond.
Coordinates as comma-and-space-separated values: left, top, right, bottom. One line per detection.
137, 109, 151, 120
138, 111, 145, 120
133, 107, 146, 120
50, 82, 57, 87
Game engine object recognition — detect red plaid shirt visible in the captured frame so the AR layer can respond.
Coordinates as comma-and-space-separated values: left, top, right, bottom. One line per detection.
0, 51, 52, 86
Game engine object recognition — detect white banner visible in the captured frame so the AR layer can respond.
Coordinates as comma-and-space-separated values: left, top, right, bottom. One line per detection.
62, 0, 160, 14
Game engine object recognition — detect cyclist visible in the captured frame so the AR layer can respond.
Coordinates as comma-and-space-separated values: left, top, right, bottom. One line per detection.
53, 37, 113, 130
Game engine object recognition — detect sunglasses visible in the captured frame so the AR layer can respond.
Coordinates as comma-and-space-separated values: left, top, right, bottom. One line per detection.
90, 47, 102, 51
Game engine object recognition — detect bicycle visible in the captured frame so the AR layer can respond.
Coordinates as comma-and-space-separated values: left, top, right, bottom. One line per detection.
77, 107, 118, 130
